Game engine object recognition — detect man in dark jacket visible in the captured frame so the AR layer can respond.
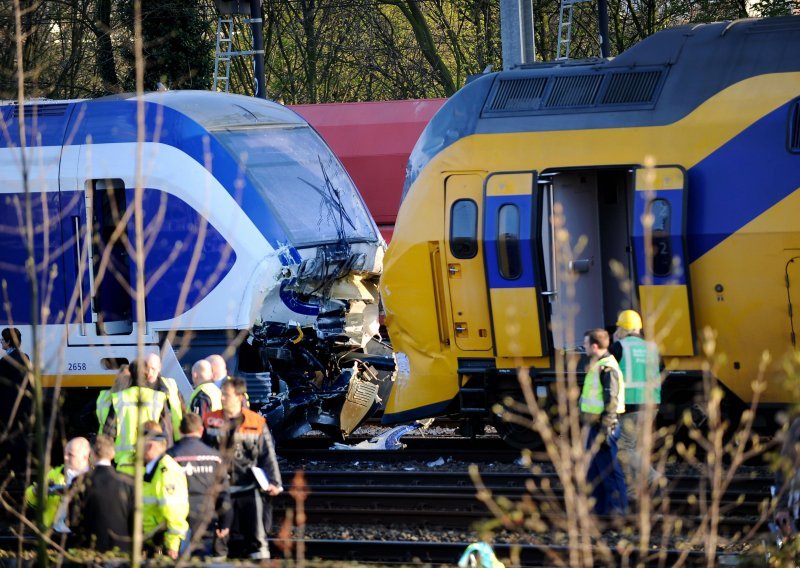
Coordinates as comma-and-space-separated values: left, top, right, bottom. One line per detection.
167, 413, 232, 558
0, 327, 31, 477
203, 378, 282, 560
69, 435, 133, 552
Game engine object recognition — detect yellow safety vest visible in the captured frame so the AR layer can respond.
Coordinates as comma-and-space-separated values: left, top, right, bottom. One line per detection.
160, 376, 184, 441
24, 465, 65, 528
111, 386, 168, 468
95, 389, 113, 432
581, 354, 625, 414
142, 453, 189, 553
188, 382, 222, 414
619, 336, 661, 405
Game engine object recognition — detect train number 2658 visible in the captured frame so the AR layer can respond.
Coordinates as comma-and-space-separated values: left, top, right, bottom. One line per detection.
67, 362, 87, 371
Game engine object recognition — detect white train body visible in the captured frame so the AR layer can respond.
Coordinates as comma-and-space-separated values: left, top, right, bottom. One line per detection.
0, 91, 384, 432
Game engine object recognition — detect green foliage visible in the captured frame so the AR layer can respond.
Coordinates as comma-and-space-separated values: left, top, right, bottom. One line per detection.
118, 0, 215, 91
1, 0, 794, 101
751, 0, 800, 17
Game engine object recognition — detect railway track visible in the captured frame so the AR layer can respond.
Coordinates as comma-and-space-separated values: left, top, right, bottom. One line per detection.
0, 437, 778, 565
279, 431, 774, 466
290, 538, 721, 566
274, 469, 775, 537
0, 534, 721, 566
279, 435, 526, 463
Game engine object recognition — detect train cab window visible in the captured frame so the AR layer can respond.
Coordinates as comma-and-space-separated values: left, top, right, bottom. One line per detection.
497, 204, 521, 279
648, 198, 672, 277
450, 199, 478, 259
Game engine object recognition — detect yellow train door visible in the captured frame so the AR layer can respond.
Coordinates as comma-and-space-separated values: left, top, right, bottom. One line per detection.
633, 166, 696, 356
483, 172, 546, 358
444, 174, 493, 351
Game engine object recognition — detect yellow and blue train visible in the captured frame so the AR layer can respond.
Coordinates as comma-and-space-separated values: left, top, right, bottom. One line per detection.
380, 16, 800, 443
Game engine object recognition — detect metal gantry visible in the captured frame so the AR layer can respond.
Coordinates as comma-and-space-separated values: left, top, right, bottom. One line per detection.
213, 15, 264, 93
556, 0, 592, 60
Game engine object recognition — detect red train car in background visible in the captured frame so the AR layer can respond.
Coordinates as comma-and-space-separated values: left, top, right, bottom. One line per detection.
290, 99, 445, 242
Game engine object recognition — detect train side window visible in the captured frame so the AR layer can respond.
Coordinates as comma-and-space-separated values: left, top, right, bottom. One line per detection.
450, 199, 478, 259
497, 204, 521, 279
648, 198, 672, 277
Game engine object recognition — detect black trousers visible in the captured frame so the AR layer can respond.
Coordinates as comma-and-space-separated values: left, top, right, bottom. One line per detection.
222, 488, 272, 560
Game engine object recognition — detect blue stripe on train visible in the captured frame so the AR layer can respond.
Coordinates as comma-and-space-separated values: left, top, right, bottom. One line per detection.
0, 188, 236, 325
687, 100, 800, 263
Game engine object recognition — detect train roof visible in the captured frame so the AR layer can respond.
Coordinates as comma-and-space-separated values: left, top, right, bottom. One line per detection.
480, 16, 800, 130
404, 16, 800, 194
113, 90, 306, 130
2, 90, 305, 132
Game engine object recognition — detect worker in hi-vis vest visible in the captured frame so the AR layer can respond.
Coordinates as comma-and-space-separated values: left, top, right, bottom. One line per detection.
581, 329, 627, 516
141, 422, 189, 559
188, 359, 222, 419
25, 437, 91, 530
611, 309, 664, 501
102, 360, 173, 472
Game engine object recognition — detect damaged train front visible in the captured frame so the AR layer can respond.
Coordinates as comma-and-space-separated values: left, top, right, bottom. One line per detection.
236, 153, 394, 443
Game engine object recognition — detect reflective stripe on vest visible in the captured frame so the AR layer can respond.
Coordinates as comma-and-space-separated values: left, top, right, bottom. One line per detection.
581, 354, 625, 414
620, 336, 661, 405
160, 376, 183, 440
189, 382, 222, 412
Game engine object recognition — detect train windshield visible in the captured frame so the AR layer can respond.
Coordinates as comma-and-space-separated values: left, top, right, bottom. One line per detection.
214, 125, 375, 246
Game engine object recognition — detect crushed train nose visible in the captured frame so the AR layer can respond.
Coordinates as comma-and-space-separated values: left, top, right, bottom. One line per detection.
339, 376, 380, 437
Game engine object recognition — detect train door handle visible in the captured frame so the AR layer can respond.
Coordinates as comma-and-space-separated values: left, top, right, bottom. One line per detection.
541, 290, 558, 297
448, 264, 461, 276
569, 259, 591, 273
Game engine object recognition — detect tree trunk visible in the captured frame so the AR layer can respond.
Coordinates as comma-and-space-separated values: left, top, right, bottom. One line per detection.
95, 0, 119, 93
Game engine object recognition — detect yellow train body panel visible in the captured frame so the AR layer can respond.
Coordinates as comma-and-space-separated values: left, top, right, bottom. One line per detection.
382, 19, 800, 425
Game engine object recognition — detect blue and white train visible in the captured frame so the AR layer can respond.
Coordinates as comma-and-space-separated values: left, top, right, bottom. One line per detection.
0, 91, 388, 439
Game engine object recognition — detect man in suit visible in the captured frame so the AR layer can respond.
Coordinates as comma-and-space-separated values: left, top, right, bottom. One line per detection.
70, 435, 133, 552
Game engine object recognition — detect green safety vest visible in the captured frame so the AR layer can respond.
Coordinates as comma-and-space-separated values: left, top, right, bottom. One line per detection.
95, 389, 113, 432
160, 376, 184, 441
143, 453, 189, 553
111, 386, 168, 468
189, 382, 222, 414
619, 336, 661, 405
24, 465, 65, 528
581, 354, 625, 415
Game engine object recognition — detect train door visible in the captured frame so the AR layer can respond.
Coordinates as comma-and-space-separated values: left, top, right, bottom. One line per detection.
539, 169, 636, 350
632, 166, 695, 356
541, 172, 602, 350
483, 172, 546, 358
60, 147, 153, 345
444, 175, 492, 351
